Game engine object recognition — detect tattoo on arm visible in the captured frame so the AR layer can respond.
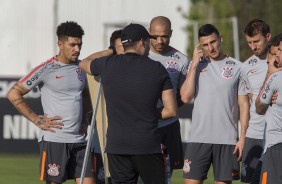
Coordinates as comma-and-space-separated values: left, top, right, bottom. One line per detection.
12, 83, 28, 94
36, 116, 46, 126
11, 97, 25, 106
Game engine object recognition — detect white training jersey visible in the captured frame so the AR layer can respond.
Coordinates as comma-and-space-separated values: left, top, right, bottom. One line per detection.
188, 56, 250, 145
259, 71, 282, 150
242, 55, 268, 139
20, 57, 86, 143
148, 48, 189, 128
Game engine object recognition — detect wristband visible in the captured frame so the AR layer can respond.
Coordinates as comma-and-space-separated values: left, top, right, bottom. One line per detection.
108, 45, 117, 55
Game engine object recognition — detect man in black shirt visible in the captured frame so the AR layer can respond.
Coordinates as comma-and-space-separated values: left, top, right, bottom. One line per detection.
79, 23, 177, 184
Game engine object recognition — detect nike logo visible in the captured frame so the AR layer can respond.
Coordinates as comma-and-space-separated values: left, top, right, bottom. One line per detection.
200, 69, 208, 73
56, 75, 64, 79
231, 172, 239, 177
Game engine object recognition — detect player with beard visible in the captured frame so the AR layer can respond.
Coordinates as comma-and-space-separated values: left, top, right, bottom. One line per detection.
240, 19, 271, 184
7, 21, 95, 184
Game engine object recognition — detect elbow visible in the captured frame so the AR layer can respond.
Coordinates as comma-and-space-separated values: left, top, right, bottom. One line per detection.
181, 96, 192, 104
256, 108, 264, 115
7, 89, 14, 102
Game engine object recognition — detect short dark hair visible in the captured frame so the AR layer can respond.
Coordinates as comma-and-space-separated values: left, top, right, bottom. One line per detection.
56, 21, 84, 41
110, 29, 122, 46
198, 24, 220, 40
244, 18, 270, 37
268, 33, 282, 50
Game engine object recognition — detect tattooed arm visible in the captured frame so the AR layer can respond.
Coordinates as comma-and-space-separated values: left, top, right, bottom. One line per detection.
7, 82, 63, 132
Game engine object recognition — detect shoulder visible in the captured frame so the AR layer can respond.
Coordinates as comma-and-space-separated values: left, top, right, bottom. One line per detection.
242, 55, 258, 66
170, 47, 190, 63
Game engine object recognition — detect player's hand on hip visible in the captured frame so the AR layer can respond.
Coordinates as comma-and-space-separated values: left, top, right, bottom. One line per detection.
36, 115, 63, 133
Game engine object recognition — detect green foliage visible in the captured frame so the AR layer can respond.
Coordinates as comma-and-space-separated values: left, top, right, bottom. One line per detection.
186, 0, 282, 61
0, 154, 242, 184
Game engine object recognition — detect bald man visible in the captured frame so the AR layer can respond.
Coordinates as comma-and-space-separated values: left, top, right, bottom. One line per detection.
148, 16, 190, 180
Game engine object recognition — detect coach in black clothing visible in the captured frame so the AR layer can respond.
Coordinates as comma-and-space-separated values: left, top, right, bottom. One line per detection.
79, 23, 177, 184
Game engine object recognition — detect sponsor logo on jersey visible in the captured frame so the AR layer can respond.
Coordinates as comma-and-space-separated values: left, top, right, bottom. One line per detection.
75, 68, 84, 82
183, 159, 191, 173
47, 164, 60, 176
226, 60, 235, 65
166, 61, 178, 73
51, 64, 62, 69
247, 69, 257, 76
171, 53, 180, 60
248, 58, 257, 66
222, 67, 233, 79
25, 62, 48, 86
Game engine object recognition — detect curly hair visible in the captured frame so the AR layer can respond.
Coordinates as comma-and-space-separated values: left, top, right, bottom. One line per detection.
56, 21, 84, 40
110, 29, 122, 46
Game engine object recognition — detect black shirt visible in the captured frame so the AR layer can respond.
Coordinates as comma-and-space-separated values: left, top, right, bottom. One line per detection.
90, 53, 172, 154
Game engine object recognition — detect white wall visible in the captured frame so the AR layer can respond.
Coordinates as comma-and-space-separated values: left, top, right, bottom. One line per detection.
0, 0, 189, 76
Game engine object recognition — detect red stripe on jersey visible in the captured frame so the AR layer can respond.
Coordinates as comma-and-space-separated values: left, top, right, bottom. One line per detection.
19, 57, 57, 84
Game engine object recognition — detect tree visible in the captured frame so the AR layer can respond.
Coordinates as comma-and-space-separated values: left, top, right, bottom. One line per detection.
184, 0, 282, 61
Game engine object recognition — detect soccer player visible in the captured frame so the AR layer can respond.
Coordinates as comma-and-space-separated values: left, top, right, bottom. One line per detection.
7, 21, 95, 184
180, 24, 250, 184
256, 35, 282, 184
109, 29, 124, 55
79, 23, 177, 184
148, 16, 189, 180
240, 19, 271, 183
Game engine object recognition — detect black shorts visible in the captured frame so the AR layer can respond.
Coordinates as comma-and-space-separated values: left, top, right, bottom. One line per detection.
159, 120, 184, 170
39, 140, 94, 183
108, 153, 164, 184
241, 137, 264, 183
260, 143, 282, 184
183, 143, 240, 181
93, 153, 105, 184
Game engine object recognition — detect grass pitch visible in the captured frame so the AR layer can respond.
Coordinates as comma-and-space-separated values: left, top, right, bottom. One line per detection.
0, 154, 241, 184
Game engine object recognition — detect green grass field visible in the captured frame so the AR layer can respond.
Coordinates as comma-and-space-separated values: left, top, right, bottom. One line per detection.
0, 154, 241, 184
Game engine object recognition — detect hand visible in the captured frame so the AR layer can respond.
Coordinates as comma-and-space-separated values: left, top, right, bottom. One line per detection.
190, 43, 205, 69
35, 115, 63, 133
233, 138, 244, 161
267, 57, 282, 75
271, 91, 278, 104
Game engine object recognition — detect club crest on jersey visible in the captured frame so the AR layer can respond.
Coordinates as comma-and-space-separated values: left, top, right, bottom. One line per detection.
222, 67, 233, 79
183, 159, 191, 173
166, 61, 178, 73
249, 58, 257, 66
75, 68, 84, 82
47, 164, 60, 176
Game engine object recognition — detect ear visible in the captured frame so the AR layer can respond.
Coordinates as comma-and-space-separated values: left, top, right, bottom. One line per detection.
266, 33, 271, 41
220, 35, 223, 43
58, 40, 63, 50
169, 30, 173, 38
